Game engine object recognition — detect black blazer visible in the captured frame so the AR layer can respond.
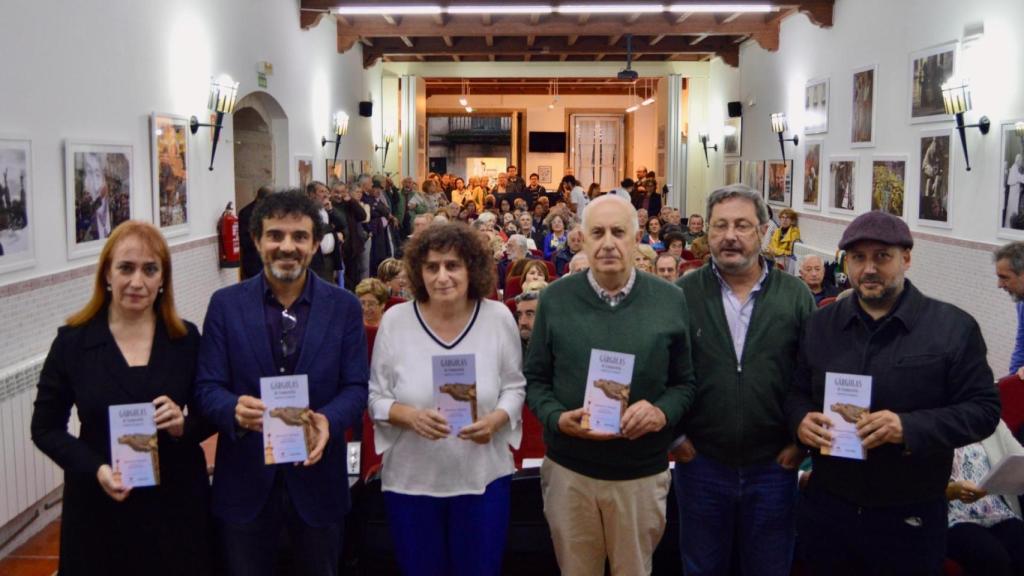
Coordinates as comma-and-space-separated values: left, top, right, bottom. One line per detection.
31, 314, 213, 576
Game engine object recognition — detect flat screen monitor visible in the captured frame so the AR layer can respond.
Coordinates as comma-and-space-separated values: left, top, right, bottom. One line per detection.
528, 131, 567, 153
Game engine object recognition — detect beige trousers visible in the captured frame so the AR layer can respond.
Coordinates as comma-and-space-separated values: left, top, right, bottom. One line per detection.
540, 457, 670, 576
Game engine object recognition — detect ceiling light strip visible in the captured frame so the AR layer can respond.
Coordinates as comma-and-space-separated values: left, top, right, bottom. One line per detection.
334, 4, 775, 16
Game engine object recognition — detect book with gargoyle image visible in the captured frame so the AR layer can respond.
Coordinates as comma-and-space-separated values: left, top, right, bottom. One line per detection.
821, 372, 872, 460
261, 375, 312, 465
582, 349, 636, 434
108, 402, 160, 488
433, 354, 477, 435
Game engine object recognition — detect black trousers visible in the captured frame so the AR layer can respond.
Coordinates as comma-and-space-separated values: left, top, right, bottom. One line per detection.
797, 487, 947, 576
947, 518, 1024, 576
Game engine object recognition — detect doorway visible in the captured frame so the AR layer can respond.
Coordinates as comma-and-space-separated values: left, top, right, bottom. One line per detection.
232, 91, 289, 212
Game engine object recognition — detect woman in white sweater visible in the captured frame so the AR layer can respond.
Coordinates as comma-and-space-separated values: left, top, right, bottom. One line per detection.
368, 223, 526, 576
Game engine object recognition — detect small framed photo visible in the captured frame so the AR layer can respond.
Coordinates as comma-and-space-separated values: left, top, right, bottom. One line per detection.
538, 165, 552, 184
150, 113, 190, 238
0, 137, 35, 274
803, 140, 823, 211
65, 140, 134, 259
295, 155, 313, 190
828, 156, 859, 216
766, 160, 793, 208
870, 156, 908, 218
915, 130, 953, 228
724, 160, 741, 185
805, 77, 829, 135
724, 117, 742, 157
909, 41, 957, 124
851, 64, 877, 148
742, 160, 764, 195
999, 120, 1024, 237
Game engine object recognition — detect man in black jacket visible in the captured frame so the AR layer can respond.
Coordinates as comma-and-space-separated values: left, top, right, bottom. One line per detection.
787, 211, 1001, 576
238, 186, 271, 280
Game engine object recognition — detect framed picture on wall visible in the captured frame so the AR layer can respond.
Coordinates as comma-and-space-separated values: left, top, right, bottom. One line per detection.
742, 160, 765, 195
537, 165, 552, 184
150, 113, 189, 237
871, 156, 907, 218
999, 120, 1024, 236
0, 137, 35, 274
909, 41, 957, 124
828, 156, 858, 215
916, 130, 953, 228
326, 160, 342, 188
65, 140, 134, 259
724, 160, 741, 185
805, 77, 829, 135
723, 117, 742, 157
295, 155, 313, 190
803, 140, 823, 211
851, 64, 877, 148
765, 160, 793, 208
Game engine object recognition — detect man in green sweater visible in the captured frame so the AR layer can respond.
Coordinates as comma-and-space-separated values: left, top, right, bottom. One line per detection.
525, 194, 696, 576
672, 184, 814, 576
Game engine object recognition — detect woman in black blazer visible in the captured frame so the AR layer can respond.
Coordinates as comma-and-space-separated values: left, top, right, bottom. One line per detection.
31, 221, 213, 576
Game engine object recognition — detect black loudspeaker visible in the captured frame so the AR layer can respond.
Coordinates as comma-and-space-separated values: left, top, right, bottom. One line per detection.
359, 101, 373, 117
727, 101, 742, 118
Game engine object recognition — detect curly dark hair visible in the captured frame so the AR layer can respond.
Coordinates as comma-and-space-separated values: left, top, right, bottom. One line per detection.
249, 189, 324, 242
403, 222, 496, 302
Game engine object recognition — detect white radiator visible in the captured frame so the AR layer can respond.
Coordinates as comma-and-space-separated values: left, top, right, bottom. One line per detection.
0, 355, 70, 529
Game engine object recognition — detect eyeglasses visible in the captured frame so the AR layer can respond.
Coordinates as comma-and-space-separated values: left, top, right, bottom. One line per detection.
281, 309, 298, 358
709, 220, 758, 235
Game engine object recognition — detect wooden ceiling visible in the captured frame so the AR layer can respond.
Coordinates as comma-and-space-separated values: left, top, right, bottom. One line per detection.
299, 1, 834, 67
423, 76, 662, 97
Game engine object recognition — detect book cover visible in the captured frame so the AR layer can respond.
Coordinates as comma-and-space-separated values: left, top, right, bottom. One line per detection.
108, 402, 159, 488
821, 372, 872, 460
261, 375, 311, 465
582, 349, 636, 434
433, 354, 477, 435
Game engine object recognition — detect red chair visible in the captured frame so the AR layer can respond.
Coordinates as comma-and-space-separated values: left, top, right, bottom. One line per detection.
817, 296, 837, 308
543, 259, 557, 279
998, 374, 1024, 435
511, 407, 547, 469
505, 275, 524, 300
679, 259, 704, 274
504, 298, 518, 316
681, 249, 696, 260
384, 295, 406, 311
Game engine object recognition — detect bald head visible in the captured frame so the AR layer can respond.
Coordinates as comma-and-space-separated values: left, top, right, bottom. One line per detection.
798, 254, 825, 291
582, 194, 638, 237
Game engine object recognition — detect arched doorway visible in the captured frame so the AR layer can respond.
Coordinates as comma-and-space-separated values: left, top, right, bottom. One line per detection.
232, 91, 289, 212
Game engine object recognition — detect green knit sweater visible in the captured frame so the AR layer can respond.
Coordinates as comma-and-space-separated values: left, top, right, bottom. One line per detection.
674, 263, 815, 466
525, 271, 696, 480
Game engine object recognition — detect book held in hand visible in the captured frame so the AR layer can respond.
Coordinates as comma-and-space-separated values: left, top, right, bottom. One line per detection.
979, 454, 1024, 495
433, 354, 477, 435
821, 372, 872, 460
108, 402, 159, 488
261, 375, 311, 465
582, 349, 636, 434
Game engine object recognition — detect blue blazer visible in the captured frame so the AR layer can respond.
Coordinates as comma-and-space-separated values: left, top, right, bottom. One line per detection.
194, 273, 368, 527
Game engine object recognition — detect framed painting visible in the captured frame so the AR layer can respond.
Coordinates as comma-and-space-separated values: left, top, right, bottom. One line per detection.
150, 113, 189, 237
765, 160, 793, 208
803, 140, 823, 211
65, 141, 134, 259
805, 77, 829, 135
915, 130, 953, 228
724, 160, 741, 185
871, 156, 908, 218
723, 117, 742, 157
742, 160, 765, 195
999, 120, 1024, 236
828, 156, 858, 216
909, 41, 957, 124
0, 137, 35, 273
295, 154, 313, 191
851, 64, 877, 148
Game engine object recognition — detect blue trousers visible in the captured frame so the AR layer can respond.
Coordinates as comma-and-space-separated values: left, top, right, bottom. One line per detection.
384, 475, 512, 576
674, 453, 796, 576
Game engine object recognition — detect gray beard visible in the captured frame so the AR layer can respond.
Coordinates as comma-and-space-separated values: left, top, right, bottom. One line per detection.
269, 263, 304, 282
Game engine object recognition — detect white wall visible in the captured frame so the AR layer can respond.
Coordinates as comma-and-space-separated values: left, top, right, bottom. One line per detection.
724, 0, 1024, 372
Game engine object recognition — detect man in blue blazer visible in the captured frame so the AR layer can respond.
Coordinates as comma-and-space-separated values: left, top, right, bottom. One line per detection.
195, 190, 368, 576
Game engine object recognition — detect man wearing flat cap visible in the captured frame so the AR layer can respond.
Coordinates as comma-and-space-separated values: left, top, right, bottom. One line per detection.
786, 211, 1000, 575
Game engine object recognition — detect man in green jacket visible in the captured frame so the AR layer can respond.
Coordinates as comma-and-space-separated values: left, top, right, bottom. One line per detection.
672, 184, 814, 576
526, 194, 696, 576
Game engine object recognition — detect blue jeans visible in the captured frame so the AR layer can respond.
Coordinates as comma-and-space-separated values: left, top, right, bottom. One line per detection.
384, 475, 512, 576
673, 453, 796, 576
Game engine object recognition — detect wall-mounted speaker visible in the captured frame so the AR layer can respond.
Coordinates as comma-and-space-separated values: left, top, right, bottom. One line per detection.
727, 101, 742, 118
359, 101, 373, 117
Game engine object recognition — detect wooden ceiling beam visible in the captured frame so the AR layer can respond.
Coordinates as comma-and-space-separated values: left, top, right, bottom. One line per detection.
527, 35, 536, 47
443, 35, 453, 47
567, 34, 579, 46
364, 34, 734, 55
608, 34, 622, 46
400, 36, 414, 48
381, 14, 398, 26
649, 34, 666, 46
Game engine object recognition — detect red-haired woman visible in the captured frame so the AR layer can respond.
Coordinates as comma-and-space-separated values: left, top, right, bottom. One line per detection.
31, 221, 212, 576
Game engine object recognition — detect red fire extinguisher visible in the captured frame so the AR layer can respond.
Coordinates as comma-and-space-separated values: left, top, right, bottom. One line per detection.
218, 202, 240, 268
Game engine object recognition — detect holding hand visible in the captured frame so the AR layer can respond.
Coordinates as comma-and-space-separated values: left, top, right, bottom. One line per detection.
776, 443, 805, 470
302, 412, 330, 466
670, 437, 697, 463
409, 408, 451, 440
856, 410, 903, 450
153, 395, 184, 438
96, 464, 131, 502
797, 412, 834, 450
235, 395, 265, 432
947, 480, 988, 503
459, 410, 509, 444
620, 400, 667, 440
557, 408, 617, 441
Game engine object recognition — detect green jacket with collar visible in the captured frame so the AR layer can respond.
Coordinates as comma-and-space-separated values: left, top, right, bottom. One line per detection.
674, 262, 815, 467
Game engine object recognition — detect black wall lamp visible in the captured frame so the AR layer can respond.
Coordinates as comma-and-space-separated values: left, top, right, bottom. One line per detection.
321, 111, 350, 166
941, 79, 990, 171
190, 75, 239, 171
770, 113, 798, 162
375, 130, 395, 171
699, 131, 717, 168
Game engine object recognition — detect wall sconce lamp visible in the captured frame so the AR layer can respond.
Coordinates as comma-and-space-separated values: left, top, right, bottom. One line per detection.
770, 112, 798, 162
699, 131, 717, 168
375, 130, 396, 169
190, 74, 239, 171
941, 79, 990, 171
321, 111, 350, 166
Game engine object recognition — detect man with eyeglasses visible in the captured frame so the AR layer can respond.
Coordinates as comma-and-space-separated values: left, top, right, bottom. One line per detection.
786, 211, 1000, 575
195, 190, 368, 576
671, 184, 815, 576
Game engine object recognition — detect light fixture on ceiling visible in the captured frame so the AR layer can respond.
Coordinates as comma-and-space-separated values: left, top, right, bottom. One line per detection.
459, 79, 470, 107
770, 112, 798, 162
558, 4, 664, 13
641, 78, 656, 106
465, 106, 474, 113
334, 5, 443, 15
625, 82, 641, 113
189, 74, 239, 171
699, 131, 718, 168
320, 110, 350, 167
548, 80, 559, 110
333, 4, 776, 16
448, 5, 554, 14
941, 78, 990, 172
668, 4, 775, 12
